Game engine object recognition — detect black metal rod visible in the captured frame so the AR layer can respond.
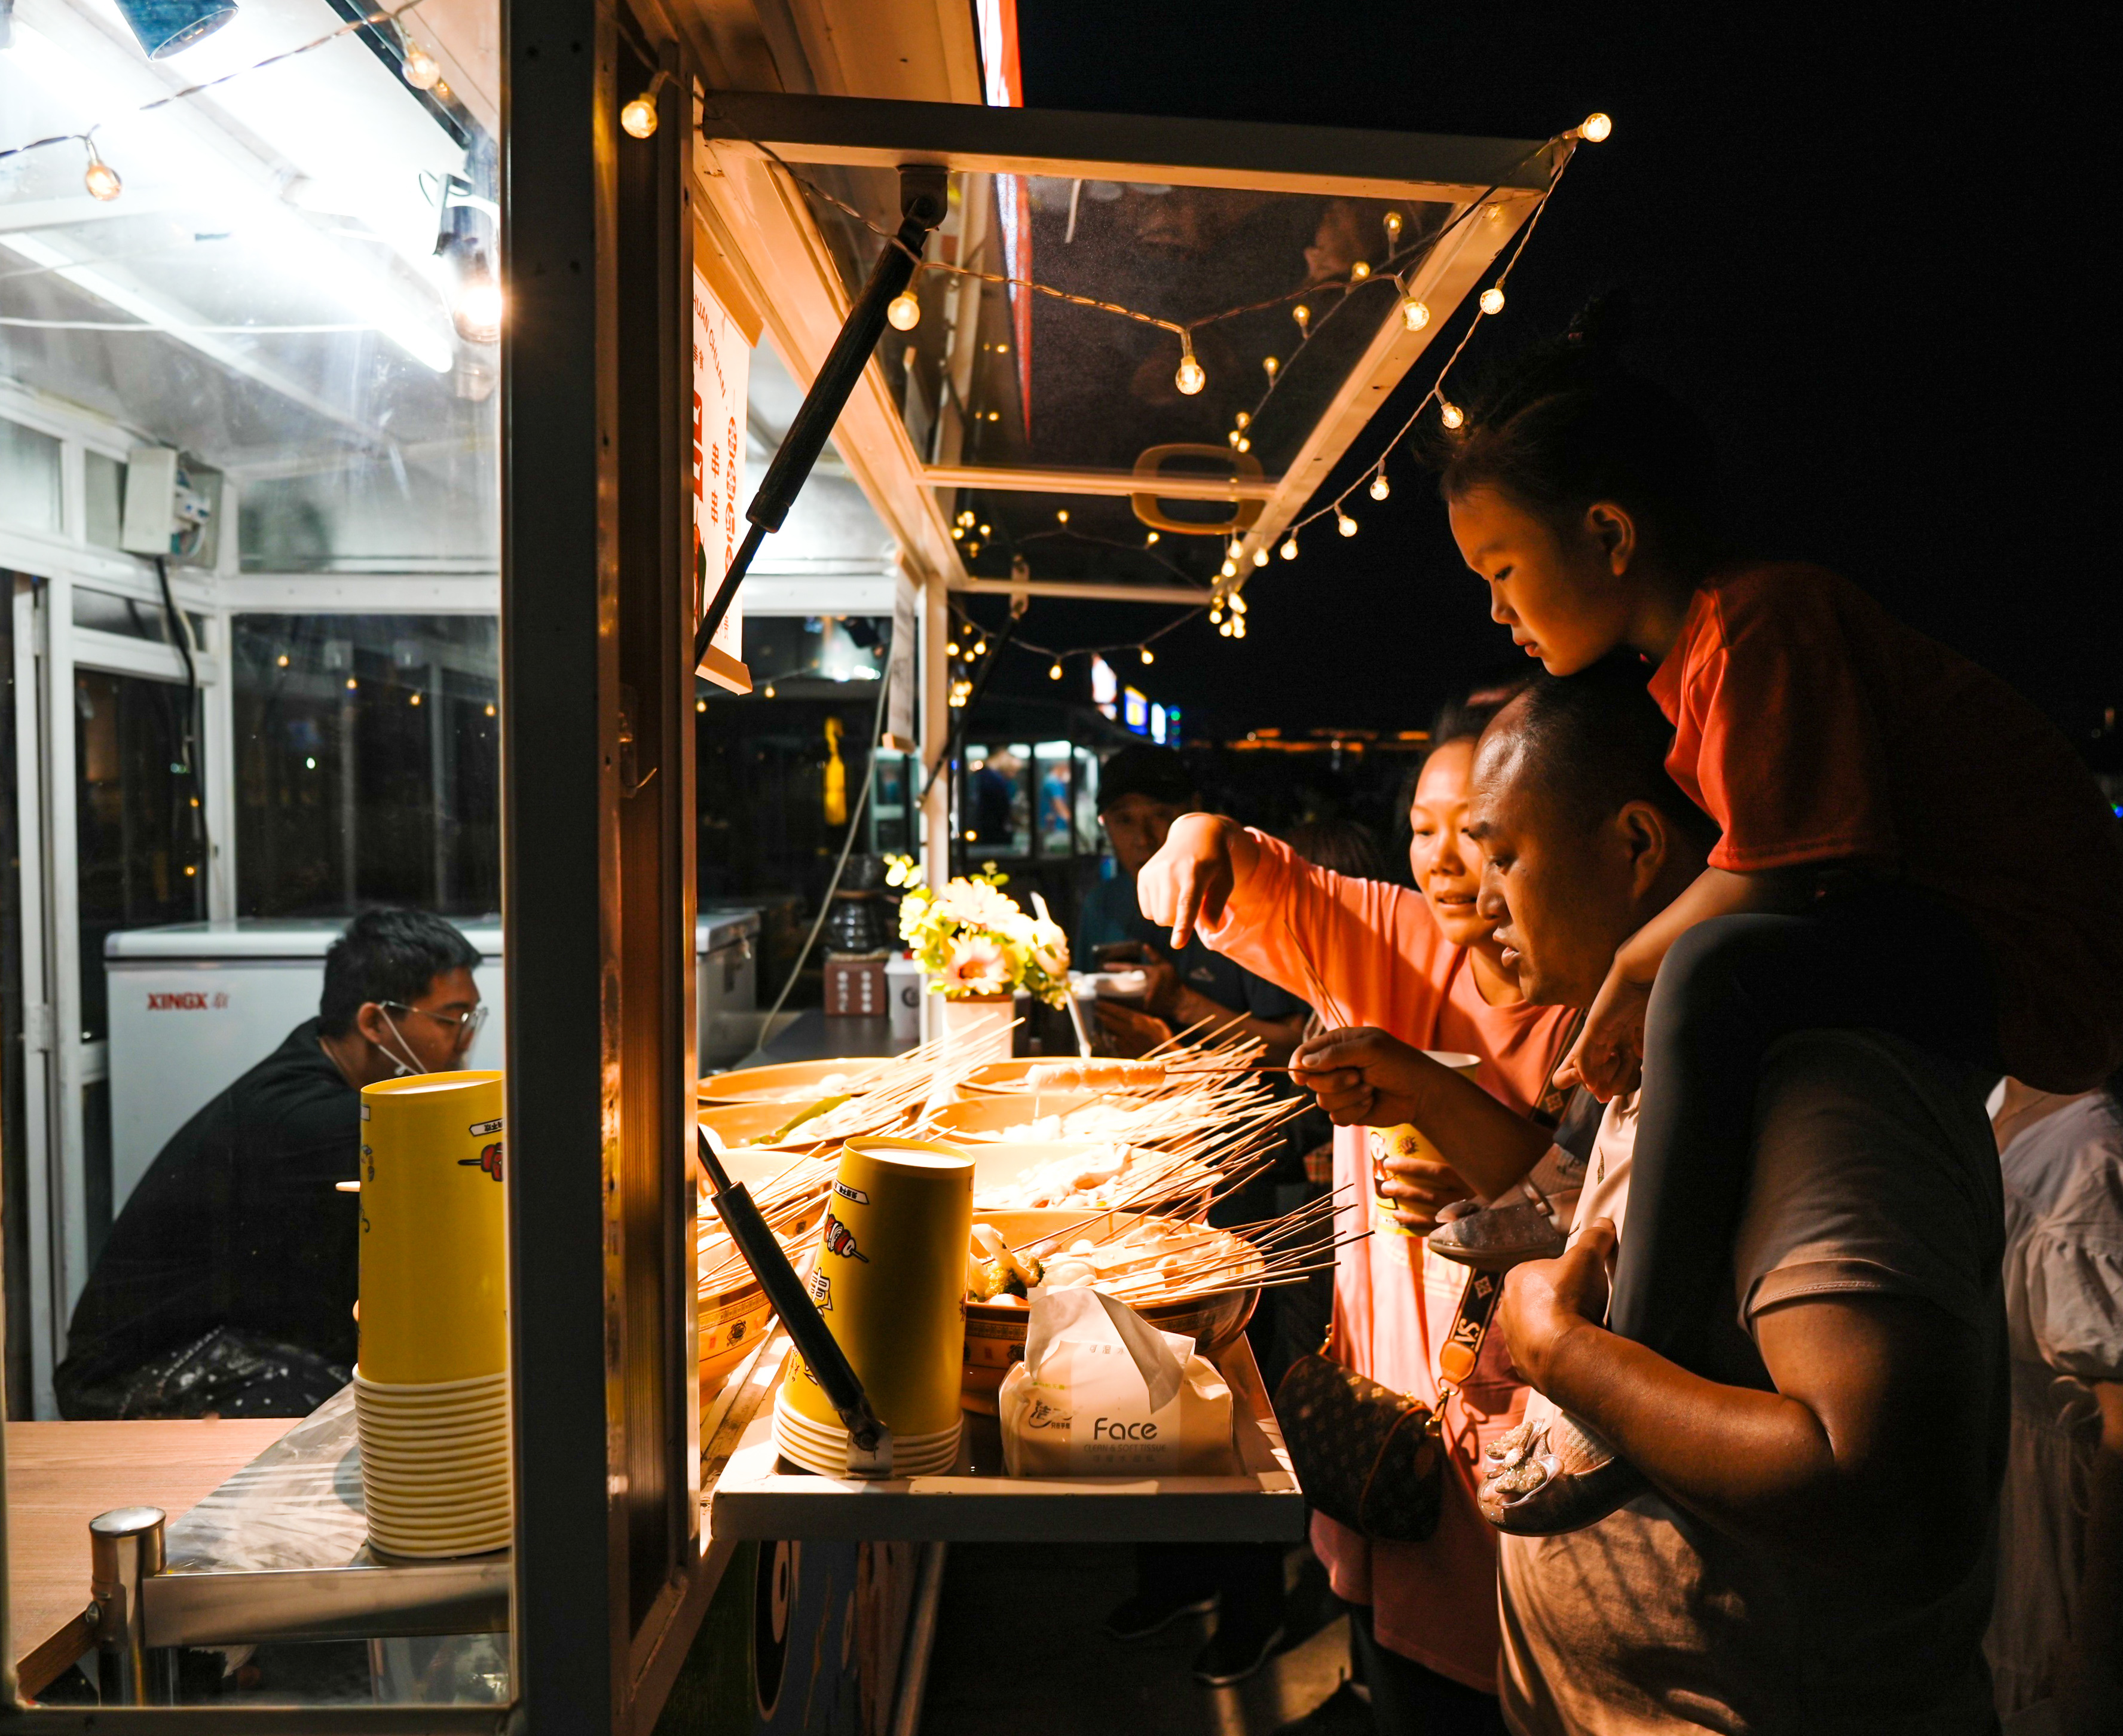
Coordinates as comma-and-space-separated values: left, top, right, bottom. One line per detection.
695, 166, 947, 672
696, 1126, 886, 1452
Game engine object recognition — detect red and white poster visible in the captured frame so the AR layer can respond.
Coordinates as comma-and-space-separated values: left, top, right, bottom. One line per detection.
693, 267, 751, 692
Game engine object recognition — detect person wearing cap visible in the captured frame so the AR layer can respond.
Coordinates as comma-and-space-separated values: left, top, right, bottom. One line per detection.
56, 909, 485, 1419
1079, 745, 1310, 1066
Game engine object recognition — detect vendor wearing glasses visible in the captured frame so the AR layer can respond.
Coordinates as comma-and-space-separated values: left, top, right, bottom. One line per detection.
56, 910, 485, 1419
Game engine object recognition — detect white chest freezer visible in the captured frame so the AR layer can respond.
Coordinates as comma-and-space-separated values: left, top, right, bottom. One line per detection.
105, 907, 760, 1214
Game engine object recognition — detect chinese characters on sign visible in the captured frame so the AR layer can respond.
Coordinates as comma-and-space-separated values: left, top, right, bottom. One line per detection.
694, 268, 752, 692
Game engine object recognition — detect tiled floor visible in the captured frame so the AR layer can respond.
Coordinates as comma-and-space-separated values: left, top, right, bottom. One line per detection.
922, 1543, 1356, 1736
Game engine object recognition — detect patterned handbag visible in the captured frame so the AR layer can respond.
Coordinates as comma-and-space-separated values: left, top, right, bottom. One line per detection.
1272, 1327, 1445, 1542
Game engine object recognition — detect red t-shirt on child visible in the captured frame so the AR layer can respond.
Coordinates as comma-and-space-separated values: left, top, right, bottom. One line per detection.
1647, 562, 2123, 1091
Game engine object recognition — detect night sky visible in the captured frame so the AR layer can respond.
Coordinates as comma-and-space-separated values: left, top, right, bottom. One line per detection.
958, 2, 2117, 761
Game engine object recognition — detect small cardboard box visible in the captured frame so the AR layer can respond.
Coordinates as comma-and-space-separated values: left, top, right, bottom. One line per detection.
824, 954, 889, 1018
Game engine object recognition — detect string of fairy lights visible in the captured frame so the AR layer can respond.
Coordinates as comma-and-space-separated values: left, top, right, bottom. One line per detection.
907, 109, 1609, 690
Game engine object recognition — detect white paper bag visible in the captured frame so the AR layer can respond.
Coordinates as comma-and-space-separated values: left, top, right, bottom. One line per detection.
998, 1288, 1236, 1477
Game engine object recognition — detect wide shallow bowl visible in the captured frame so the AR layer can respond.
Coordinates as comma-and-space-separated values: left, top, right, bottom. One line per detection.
921, 1091, 1109, 1143
955, 1059, 1174, 1098
697, 1058, 882, 1105
957, 1208, 1261, 1413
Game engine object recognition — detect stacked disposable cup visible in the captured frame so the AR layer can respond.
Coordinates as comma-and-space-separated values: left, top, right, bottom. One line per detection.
773, 1137, 972, 1479
354, 1070, 510, 1559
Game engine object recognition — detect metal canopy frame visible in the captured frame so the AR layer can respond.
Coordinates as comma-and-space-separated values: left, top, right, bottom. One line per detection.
690, 90, 1554, 602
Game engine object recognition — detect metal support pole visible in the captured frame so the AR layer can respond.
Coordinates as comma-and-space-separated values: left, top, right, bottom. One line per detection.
88, 1505, 165, 1706
888, 1542, 948, 1736
694, 164, 950, 671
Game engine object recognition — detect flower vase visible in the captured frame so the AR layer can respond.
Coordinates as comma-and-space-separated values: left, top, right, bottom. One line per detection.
937, 992, 1013, 1065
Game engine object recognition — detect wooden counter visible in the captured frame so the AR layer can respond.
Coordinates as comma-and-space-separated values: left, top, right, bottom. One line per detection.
7, 1418, 289, 1698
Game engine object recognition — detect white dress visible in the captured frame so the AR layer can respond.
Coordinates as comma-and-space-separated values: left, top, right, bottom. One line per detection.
1987, 1092, 2123, 1732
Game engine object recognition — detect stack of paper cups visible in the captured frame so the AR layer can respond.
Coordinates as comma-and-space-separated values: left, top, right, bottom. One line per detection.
774, 1137, 972, 1478
354, 1070, 510, 1558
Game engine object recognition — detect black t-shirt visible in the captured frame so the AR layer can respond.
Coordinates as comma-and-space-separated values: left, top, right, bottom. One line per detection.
57, 1019, 361, 1412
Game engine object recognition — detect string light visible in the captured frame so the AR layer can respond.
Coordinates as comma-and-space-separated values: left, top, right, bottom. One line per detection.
1139, 647, 1154, 665
1209, 606, 1223, 624
1144, 531, 1159, 546
973, 639, 987, 656
1174, 334, 1206, 396
82, 135, 121, 203
1220, 559, 1237, 578
886, 288, 921, 330
1251, 547, 1269, 567
1479, 286, 1506, 316
1349, 261, 1371, 282
1337, 510, 1358, 538
1577, 112, 1613, 142
1226, 538, 1244, 562
1048, 661, 1063, 680
1384, 211, 1403, 246
1234, 411, 1250, 430
1369, 467, 1391, 501
1236, 436, 1251, 452
1438, 399, 1464, 430
946, 641, 959, 657
620, 93, 657, 137
1292, 304, 1310, 338
1233, 619, 1247, 639
1218, 619, 1234, 638
1055, 509, 1069, 523
403, 43, 441, 90
1280, 534, 1298, 561
951, 525, 965, 540
978, 523, 992, 537
1399, 292, 1431, 332
1262, 356, 1279, 381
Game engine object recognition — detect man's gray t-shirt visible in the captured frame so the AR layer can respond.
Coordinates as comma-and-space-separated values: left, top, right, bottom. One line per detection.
1500, 1029, 2007, 1736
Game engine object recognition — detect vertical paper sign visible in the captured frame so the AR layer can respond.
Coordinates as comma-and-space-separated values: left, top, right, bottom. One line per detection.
693, 269, 752, 693
888, 575, 918, 750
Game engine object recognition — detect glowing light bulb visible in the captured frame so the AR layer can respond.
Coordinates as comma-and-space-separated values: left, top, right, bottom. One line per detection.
1140, 647, 1154, 665
979, 524, 992, 537
974, 640, 987, 656
1439, 399, 1465, 430
1399, 294, 1431, 332
83, 146, 121, 203
620, 94, 658, 138
1228, 429, 1241, 448
1236, 437, 1250, 452
1174, 339, 1206, 396
946, 642, 960, 657
1145, 531, 1159, 546
1056, 509, 1069, 524
1280, 535, 1298, 561
1579, 112, 1613, 142
454, 273, 503, 345
1262, 356, 1279, 380
952, 525, 965, 540
696, 697, 707, 712
1252, 547, 1268, 567
1048, 662, 1063, 681
1384, 211, 1403, 246
1292, 303, 1311, 337
403, 44, 441, 89
1220, 560, 1237, 578
1485, 202, 1509, 222
1227, 538, 1244, 561
1337, 511, 1358, 538
1209, 606, 1223, 623
1234, 620, 1247, 639
958, 510, 975, 526
1232, 593, 1247, 613
886, 290, 920, 330
1350, 261, 1371, 281
1219, 620, 1234, 638
1479, 286, 1506, 316
1369, 470, 1391, 501
1235, 411, 1251, 430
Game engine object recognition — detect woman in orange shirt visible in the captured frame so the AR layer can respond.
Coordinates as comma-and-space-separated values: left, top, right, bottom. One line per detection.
1139, 697, 1579, 1729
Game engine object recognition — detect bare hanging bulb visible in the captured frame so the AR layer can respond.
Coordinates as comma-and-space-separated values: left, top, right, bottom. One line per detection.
1235, 410, 1251, 430
1048, 661, 1063, 681
1369, 469, 1391, 501
1252, 547, 1268, 567
1174, 336, 1206, 396
1438, 399, 1465, 430
1337, 510, 1358, 538
1262, 356, 1279, 381
886, 289, 921, 330
1349, 261, 1371, 281
1237, 437, 1250, 452
1209, 605, 1223, 624
1292, 303, 1311, 338
1056, 509, 1070, 524
1145, 531, 1159, 546
1220, 560, 1237, 578
1140, 646, 1154, 666
1384, 210, 1403, 247
1479, 286, 1506, 316
1279, 534, 1298, 561
1227, 538, 1245, 562
1579, 112, 1613, 142
1399, 293, 1431, 332
403, 43, 441, 89
82, 138, 121, 203
620, 94, 658, 137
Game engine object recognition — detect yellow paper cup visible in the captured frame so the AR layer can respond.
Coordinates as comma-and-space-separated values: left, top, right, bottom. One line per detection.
357, 1071, 508, 1385
1369, 1050, 1484, 1238
784, 1137, 972, 1441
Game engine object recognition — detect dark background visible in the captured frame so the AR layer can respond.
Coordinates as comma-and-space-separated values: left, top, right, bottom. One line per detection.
957, 1, 2118, 764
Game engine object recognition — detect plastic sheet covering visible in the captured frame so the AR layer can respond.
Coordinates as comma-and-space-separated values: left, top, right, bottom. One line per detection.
60, 1327, 349, 1421
160, 1385, 509, 1703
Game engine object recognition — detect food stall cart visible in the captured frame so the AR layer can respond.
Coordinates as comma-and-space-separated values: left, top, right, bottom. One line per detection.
0, 0, 1555, 1725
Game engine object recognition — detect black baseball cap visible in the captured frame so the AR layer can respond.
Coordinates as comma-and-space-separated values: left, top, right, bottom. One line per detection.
1096, 745, 1195, 815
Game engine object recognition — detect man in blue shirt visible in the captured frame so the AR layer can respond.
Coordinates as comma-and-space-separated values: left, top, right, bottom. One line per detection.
1076, 745, 1308, 1061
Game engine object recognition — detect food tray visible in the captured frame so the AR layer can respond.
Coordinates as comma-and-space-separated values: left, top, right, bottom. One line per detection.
705, 1330, 1304, 1544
